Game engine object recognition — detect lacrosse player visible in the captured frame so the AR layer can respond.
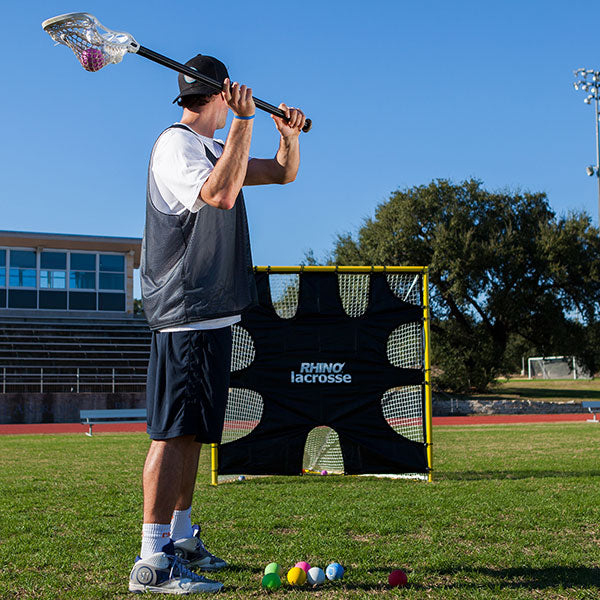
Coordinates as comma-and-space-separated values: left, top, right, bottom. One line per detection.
130, 54, 305, 594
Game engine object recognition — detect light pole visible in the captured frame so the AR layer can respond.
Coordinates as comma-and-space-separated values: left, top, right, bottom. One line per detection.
573, 68, 600, 221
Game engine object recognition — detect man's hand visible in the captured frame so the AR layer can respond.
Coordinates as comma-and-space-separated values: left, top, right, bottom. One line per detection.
272, 103, 306, 138
222, 78, 255, 117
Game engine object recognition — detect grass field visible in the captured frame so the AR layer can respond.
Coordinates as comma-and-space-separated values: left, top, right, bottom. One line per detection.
1, 424, 599, 599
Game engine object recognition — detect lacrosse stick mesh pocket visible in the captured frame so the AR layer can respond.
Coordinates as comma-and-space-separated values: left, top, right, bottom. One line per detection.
43, 13, 137, 71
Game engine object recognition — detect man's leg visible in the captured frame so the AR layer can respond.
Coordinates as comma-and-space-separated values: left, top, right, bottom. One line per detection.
174, 441, 202, 511
169, 440, 228, 571
143, 435, 200, 524
170, 441, 202, 541
140, 434, 198, 560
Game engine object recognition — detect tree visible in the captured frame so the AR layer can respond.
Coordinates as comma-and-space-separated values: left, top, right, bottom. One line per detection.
133, 298, 144, 315
320, 179, 600, 391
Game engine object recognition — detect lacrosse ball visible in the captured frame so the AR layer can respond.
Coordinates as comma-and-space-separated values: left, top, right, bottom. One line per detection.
264, 562, 282, 577
326, 562, 344, 581
307, 566, 325, 587
287, 566, 306, 586
295, 561, 310, 573
388, 569, 408, 587
80, 47, 104, 72
261, 573, 281, 591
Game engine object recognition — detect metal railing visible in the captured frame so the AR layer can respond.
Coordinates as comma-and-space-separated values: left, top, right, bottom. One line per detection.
1, 367, 147, 393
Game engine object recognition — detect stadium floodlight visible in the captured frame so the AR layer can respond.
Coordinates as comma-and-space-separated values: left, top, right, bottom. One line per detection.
573, 66, 600, 221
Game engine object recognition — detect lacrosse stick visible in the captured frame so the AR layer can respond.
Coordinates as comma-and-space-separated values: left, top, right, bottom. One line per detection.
42, 13, 312, 132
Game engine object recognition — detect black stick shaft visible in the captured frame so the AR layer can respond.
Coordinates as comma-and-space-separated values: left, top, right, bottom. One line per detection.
137, 46, 311, 132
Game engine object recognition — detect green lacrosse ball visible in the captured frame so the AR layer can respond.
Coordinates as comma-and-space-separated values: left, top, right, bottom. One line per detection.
261, 572, 282, 591
264, 562, 283, 577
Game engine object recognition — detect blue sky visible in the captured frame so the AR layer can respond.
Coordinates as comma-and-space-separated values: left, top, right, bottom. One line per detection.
2, 1, 600, 297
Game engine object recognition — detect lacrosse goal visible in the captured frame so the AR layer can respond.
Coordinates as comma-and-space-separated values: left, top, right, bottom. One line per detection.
211, 266, 433, 483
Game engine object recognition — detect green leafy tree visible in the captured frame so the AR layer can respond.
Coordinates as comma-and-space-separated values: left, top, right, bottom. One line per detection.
322, 179, 600, 391
133, 298, 144, 315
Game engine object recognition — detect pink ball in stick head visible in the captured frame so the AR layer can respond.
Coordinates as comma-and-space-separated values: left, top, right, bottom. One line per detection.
295, 561, 311, 573
388, 569, 408, 587
80, 47, 104, 72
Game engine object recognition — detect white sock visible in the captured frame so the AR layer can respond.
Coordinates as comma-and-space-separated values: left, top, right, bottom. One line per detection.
141, 523, 171, 559
170, 507, 194, 541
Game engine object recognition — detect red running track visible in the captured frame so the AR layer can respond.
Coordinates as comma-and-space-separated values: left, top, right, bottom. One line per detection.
0, 413, 592, 435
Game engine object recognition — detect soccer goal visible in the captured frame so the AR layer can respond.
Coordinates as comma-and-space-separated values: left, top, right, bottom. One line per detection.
211, 266, 433, 484
527, 355, 592, 380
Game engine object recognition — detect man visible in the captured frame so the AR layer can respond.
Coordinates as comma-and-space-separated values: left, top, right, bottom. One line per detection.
130, 54, 305, 594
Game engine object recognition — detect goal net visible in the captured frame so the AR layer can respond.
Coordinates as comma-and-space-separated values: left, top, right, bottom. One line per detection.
215, 266, 432, 483
527, 356, 592, 380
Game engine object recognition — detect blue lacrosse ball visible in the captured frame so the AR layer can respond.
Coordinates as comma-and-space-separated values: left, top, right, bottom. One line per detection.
326, 562, 344, 581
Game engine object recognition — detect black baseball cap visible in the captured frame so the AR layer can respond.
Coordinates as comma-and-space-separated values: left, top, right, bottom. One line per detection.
172, 54, 229, 104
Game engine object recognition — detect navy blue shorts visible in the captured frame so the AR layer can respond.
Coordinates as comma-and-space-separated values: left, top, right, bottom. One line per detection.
145, 328, 232, 443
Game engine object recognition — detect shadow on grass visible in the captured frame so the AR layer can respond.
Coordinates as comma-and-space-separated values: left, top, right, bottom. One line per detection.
221, 475, 356, 486
477, 387, 600, 401
438, 469, 600, 481
427, 566, 600, 590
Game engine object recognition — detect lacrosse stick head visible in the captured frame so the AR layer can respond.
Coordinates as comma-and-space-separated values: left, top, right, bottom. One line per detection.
42, 13, 139, 72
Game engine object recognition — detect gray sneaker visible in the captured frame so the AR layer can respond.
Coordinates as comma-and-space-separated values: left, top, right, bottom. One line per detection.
173, 525, 228, 571
129, 542, 223, 594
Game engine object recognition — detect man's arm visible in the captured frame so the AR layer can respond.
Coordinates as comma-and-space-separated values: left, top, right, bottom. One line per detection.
244, 104, 305, 186
200, 80, 255, 210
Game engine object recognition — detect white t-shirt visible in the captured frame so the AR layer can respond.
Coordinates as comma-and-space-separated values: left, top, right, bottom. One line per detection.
149, 123, 241, 332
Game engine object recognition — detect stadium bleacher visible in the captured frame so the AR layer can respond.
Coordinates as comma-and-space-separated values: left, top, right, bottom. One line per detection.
0, 315, 151, 394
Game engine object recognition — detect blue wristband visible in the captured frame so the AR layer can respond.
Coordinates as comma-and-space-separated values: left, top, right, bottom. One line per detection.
234, 114, 255, 120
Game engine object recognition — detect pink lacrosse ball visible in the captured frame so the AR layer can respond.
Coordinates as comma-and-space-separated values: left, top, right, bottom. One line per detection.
295, 561, 311, 573
80, 47, 104, 72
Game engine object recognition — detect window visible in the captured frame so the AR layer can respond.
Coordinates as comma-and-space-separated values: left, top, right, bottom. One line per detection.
9, 250, 36, 288
39, 290, 67, 310
9, 269, 36, 287
0, 249, 5, 288
70, 253, 96, 290
99, 254, 124, 291
99, 292, 125, 311
99, 272, 124, 290
69, 291, 96, 311
71, 253, 96, 270
8, 289, 37, 309
40, 252, 67, 289
41, 252, 66, 269
70, 271, 95, 289
0, 248, 129, 312
10, 250, 35, 268
99, 254, 124, 271
40, 271, 67, 288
